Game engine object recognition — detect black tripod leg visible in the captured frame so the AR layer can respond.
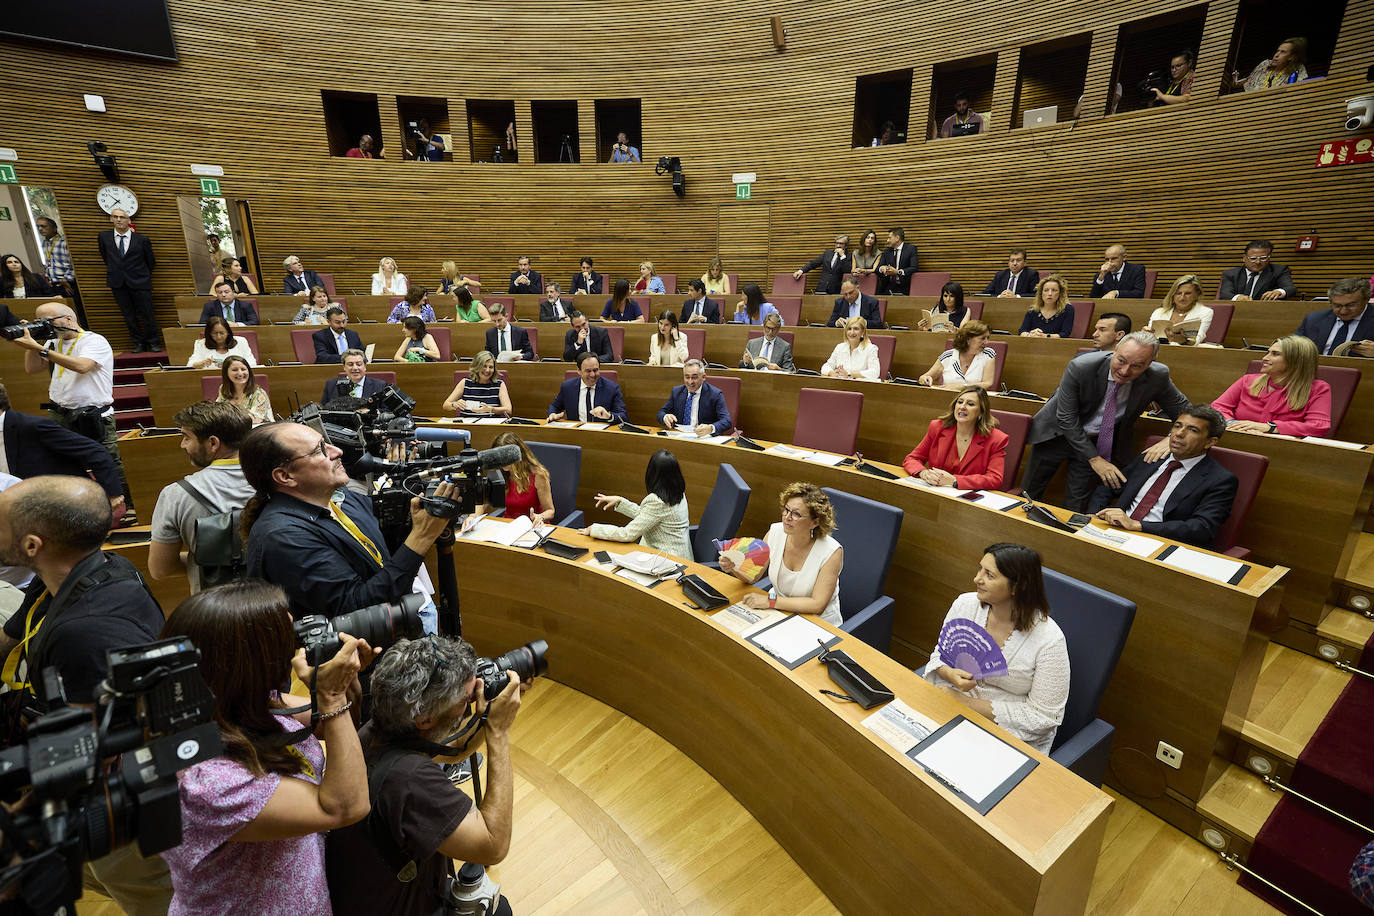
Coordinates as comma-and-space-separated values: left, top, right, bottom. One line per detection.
434, 528, 461, 635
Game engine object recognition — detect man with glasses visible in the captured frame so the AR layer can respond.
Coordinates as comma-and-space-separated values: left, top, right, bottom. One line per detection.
242, 422, 455, 629
1218, 240, 1298, 301
1296, 277, 1374, 357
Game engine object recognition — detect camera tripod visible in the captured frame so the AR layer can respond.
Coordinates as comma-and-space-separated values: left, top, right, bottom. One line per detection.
558, 134, 575, 163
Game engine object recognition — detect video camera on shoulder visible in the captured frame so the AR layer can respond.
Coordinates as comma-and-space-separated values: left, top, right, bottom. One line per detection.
0, 639, 220, 915
0, 318, 59, 343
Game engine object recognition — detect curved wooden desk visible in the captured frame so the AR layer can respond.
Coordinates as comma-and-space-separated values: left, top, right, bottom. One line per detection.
452, 525, 1112, 915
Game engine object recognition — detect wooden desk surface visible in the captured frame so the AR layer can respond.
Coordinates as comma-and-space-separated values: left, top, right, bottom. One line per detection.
452, 523, 1112, 914
115, 422, 1284, 826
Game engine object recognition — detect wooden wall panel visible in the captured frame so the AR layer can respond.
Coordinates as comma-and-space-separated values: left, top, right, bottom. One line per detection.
0, 0, 1368, 349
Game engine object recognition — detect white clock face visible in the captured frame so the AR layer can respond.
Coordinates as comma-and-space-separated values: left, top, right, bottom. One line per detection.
96, 184, 138, 216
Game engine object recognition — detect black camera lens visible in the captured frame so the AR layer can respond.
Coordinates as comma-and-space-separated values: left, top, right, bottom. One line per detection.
331, 592, 425, 652
478, 639, 548, 698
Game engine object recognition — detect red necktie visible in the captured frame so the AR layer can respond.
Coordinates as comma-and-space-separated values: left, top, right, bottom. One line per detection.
1130, 460, 1183, 521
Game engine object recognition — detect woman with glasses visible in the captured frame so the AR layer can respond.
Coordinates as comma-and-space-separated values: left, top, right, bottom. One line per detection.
582, 449, 691, 560
721, 482, 843, 625
1147, 275, 1214, 346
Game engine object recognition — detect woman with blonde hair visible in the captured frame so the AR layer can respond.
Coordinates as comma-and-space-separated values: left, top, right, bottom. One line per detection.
821, 316, 881, 380
1148, 275, 1214, 345
701, 256, 732, 296
1234, 37, 1309, 92
442, 350, 511, 416
371, 256, 408, 296
1018, 274, 1074, 338
648, 310, 688, 366
1212, 335, 1331, 436
633, 260, 666, 294
438, 260, 480, 295
491, 430, 555, 523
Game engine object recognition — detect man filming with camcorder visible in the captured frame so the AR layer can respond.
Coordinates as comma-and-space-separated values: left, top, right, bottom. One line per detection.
326, 635, 543, 915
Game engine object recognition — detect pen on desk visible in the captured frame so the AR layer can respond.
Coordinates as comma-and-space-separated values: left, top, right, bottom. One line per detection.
925, 767, 967, 796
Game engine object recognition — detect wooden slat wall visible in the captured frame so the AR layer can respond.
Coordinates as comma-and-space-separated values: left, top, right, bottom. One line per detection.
0, 0, 1368, 349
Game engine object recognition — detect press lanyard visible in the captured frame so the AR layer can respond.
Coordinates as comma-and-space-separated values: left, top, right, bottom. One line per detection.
54, 330, 83, 378
329, 502, 384, 566
1, 591, 51, 689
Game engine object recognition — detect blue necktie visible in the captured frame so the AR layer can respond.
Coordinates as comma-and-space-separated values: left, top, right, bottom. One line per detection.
685, 391, 695, 427
118, 235, 127, 256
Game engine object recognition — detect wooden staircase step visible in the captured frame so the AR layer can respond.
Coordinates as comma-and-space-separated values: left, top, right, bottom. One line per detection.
1197, 764, 1280, 844
1315, 606, 1374, 654
1344, 531, 1374, 591
1239, 643, 1348, 763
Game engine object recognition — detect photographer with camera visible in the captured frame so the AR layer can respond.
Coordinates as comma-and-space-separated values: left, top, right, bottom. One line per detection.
1147, 49, 1195, 106
241, 422, 455, 627
327, 635, 528, 916
608, 131, 640, 163
411, 119, 445, 162
158, 580, 372, 914
0, 475, 170, 913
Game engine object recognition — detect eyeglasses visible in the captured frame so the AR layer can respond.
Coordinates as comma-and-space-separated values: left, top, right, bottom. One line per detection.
781, 506, 811, 521
1244, 254, 1271, 263
282, 438, 328, 466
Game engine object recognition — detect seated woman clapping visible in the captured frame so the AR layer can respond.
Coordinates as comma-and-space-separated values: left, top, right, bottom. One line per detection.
721, 482, 844, 626
582, 449, 692, 560
922, 543, 1070, 754
1211, 334, 1331, 436
902, 385, 1009, 490
918, 320, 995, 389
442, 350, 511, 417
821, 316, 881, 380
159, 581, 373, 913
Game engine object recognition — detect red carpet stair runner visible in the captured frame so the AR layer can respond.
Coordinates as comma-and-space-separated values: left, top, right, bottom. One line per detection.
113, 348, 165, 431
1240, 634, 1374, 914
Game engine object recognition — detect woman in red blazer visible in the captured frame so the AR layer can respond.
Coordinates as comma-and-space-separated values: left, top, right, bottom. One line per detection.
902, 385, 1009, 490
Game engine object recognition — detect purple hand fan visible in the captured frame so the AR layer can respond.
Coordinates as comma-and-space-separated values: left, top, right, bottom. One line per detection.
936, 618, 1008, 679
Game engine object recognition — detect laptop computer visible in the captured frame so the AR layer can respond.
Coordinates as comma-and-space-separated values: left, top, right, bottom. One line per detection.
1023, 106, 1057, 128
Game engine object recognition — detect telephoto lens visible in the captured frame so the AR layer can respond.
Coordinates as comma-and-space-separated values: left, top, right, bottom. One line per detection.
294, 593, 425, 664
474, 639, 549, 698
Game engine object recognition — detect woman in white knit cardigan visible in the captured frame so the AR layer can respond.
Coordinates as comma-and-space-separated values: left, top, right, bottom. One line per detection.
583, 449, 692, 560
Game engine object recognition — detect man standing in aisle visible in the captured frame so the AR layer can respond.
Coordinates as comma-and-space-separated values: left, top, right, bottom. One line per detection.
97, 208, 159, 352
35, 216, 85, 324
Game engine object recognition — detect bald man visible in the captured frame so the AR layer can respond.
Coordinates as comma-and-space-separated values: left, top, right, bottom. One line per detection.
1089, 244, 1147, 299
11, 302, 131, 511
97, 207, 159, 351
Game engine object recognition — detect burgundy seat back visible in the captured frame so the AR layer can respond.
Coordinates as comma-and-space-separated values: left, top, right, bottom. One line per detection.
1202, 302, 1234, 345
1142, 269, 1158, 299
524, 326, 540, 359
770, 296, 802, 326
1144, 435, 1267, 553
485, 295, 516, 316
605, 325, 624, 362
942, 338, 1008, 390
235, 329, 260, 361
875, 297, 888, 323
564, 369, 619, 385
243, 272, 259, 288
682, 327, 706, 362
331, 296, 348, 313
705, 375, 741, 433
726, 273, 739, 292
908, 272, 951, 297
1069, 301, 1095, 339
772, 273, 805, 296
630, 296, 654, 318
290, 329, 316, 363
367, 371, 397, 386
598, 273, 611, 292
200, 373, 270, 401
1244, 361, 1361, 433
658, 273, 677, 293
990, 409, 1032, 489
793, 388, 863, 454
870, 335, 896, 378
428, 327, 452, 361
842, 272, 878, 296
964, 299, 984, 322
316, 272, 337, 296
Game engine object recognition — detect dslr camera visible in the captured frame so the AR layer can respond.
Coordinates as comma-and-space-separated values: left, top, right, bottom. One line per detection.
294, 593, 426, 665
0, 640, 221, 915
1139, 69, 1170, 103
1, 318, 59, 343
474, 639, 549, 698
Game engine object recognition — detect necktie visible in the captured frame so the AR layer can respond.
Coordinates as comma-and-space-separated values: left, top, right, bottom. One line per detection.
1331, 319, 1354, 354
584, 388, 593, 420
832, 251, 840, 268
1008, 273, 1015, 293
353, 381, 362, 397
500, 329, 508, 352
1249, 272, 1258, 297
761, 340, 772, 363
225, 304, 234, 323
685, 391, 695, 427
555, 302, 564, 319
694, 299, 703, 317
118, 235, 127, 256
336, 333, 346, 353
1130, 460, 1184, 521
1096, 381, 1120, 459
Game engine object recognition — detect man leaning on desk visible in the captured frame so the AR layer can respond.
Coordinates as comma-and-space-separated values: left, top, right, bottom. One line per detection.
658, 360, 732, 436
1087, 404, 1238, 549
548, 352, 627, 422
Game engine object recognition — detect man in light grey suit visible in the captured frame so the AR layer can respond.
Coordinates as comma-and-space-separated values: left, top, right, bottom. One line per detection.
739, 313, 795, 372
1022, 331, 1190, 510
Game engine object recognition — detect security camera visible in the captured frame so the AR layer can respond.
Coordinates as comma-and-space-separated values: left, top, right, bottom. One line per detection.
1346, 96, 1374, 131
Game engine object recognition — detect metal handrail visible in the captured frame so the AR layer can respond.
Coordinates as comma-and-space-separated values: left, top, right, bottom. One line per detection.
1335, 659, 1374, 680
1220, 853, 1324, 915
1262, 775, 1374, 835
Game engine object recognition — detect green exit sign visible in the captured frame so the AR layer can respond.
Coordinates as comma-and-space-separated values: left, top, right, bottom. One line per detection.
0, 165, 16, 184
0, 207, 11, 221
735, 183, 751, 200
199, 177, 221, 195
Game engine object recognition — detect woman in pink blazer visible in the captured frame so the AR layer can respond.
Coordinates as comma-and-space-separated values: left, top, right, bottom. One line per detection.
902, 385, 1010, 490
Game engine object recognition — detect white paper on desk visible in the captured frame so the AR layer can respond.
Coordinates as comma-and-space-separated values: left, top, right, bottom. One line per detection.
579, 422, 610, 430
711, 603, 786, 636
545, 421, 582, 428
699, 435, 733, 445
902, 478, 970, 497
1075, 524, 1162, 558
764, 444, 815, 460
802, 452, 849, 466
463, 515, 533, 546
1300, 436, 1368, 450
749, 614, 835, 666
468, 417, 506, 425
614, 567, 663, 587
1158, 546, 1245, 583
966, 491, 1021, 510
911, 718, 1030, 804
862, 699, 939, 754
496, 350, 525, 362
662, 429, 700, 439
614, 550, 681, 577
364, 343, 376, 362
458, 512, 488, 536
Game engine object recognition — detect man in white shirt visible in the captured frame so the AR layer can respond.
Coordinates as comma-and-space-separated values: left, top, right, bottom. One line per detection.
1087, 404, 1238, 548
12, 302, 131, 511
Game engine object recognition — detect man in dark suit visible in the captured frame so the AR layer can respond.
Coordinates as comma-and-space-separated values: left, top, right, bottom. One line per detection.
312, 307, 363, 364
657, 360, 733, 435
540, 283, 574, 322
1218, 241, 1299, 301
828, 280, 884, 328
322, 350, 386, 402
484, 302, 535, 361
793, 235, 852, 295
0, 384, 123, 507
1296, 277, 1374, 357
570, 259, 602, 296
281, 255, 324, 297
739, 314, 795, 371
680, 279, 722, 325
982, 249, 1040, 298
1089, 244, 1147, 299
562, 310, 615, 363
547, 353, 627, 422
1088, 405, 1238, 548
508, 256, 543, 294
875, 228, 918, 296
1022, 331, 1191, 510
96, 208, 159, 352
198, 280, 260, 326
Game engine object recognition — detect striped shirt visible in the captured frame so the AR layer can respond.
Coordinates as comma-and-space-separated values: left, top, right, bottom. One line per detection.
42, 234, 74, 282
460, 378, 503, 415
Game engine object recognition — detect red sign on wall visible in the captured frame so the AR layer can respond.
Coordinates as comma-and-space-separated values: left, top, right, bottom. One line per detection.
1315, 137, 1374, 167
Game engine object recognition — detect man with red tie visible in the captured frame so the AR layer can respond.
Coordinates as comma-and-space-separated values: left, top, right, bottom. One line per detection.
1087, 404, 1238, 548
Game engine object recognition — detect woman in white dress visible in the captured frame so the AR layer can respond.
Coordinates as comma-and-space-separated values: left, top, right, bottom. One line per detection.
189, 317, 255, 369
922, 543, 1070, 754
583, 449, 692, 560
821, 316, 881, 380
1147, 275, 1214, 346
370, 256, 408, 296
721, 482, 844, 626
918, 320, 996, 389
